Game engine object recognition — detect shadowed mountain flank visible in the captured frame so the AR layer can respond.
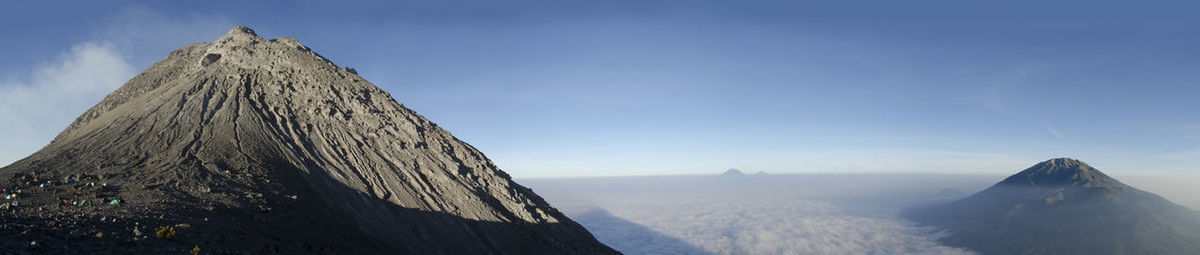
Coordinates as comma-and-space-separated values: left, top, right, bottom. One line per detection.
904, 158, 1200, 255
572, 209, 713, 255
0, 26, 616, 254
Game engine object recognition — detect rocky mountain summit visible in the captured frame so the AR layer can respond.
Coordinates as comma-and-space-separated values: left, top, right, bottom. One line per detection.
995, 158, 1123, 188
904, 158, 1200, 255
0, 26, 616, 254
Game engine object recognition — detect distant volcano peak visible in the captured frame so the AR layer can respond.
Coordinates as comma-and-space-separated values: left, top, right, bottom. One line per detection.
999, 157, 1120, 188
1038, 157, 1088, 168
903, 158, 1200, 255
721, 169, 745, 176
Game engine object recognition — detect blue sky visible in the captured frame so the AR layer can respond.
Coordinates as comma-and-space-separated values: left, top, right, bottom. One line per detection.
2, 1, 1199, 177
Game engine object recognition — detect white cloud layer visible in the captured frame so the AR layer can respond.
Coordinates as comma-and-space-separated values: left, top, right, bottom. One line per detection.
574, 199, 973, 255
0, 43, 134, 166
523, 175, 988, 255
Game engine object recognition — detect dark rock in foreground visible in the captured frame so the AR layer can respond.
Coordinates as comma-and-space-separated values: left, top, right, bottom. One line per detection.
0, 26, 617, 254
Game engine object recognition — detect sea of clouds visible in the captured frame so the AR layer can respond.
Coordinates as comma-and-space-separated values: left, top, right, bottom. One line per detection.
522, 174, 1003, 255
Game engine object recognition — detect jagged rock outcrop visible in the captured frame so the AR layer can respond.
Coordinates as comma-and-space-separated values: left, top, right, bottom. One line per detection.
0, 26, 617, 254
904, 158, 1200, 255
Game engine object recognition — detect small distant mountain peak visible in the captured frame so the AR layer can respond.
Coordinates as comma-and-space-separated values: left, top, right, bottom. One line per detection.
721, 169, 745, 176
754, 171, 768, 176
999, 157, 1120, 188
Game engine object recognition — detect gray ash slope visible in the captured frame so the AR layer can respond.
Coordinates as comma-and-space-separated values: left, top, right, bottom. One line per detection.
0, 26, 617, 254
904, 158, 1200, 255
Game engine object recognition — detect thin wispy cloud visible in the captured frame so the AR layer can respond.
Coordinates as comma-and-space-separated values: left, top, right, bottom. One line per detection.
1044, 126, 1064, 140
1183, 123, 1200, 132
1156, 150, 1200, 160
0, 7, 231, 167
98, 6, 232, 62
1155, 123, 1200, 160
0, 42, 133, 166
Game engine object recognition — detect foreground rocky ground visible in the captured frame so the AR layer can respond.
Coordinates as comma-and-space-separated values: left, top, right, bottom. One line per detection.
1, 172, 354, 254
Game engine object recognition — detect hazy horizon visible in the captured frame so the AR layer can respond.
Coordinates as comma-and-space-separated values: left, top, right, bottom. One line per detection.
520, 171, 1200, 211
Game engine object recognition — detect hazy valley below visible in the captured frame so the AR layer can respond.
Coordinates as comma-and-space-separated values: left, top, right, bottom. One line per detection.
521, 174, 994, 255
522, 172, 1200, 255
